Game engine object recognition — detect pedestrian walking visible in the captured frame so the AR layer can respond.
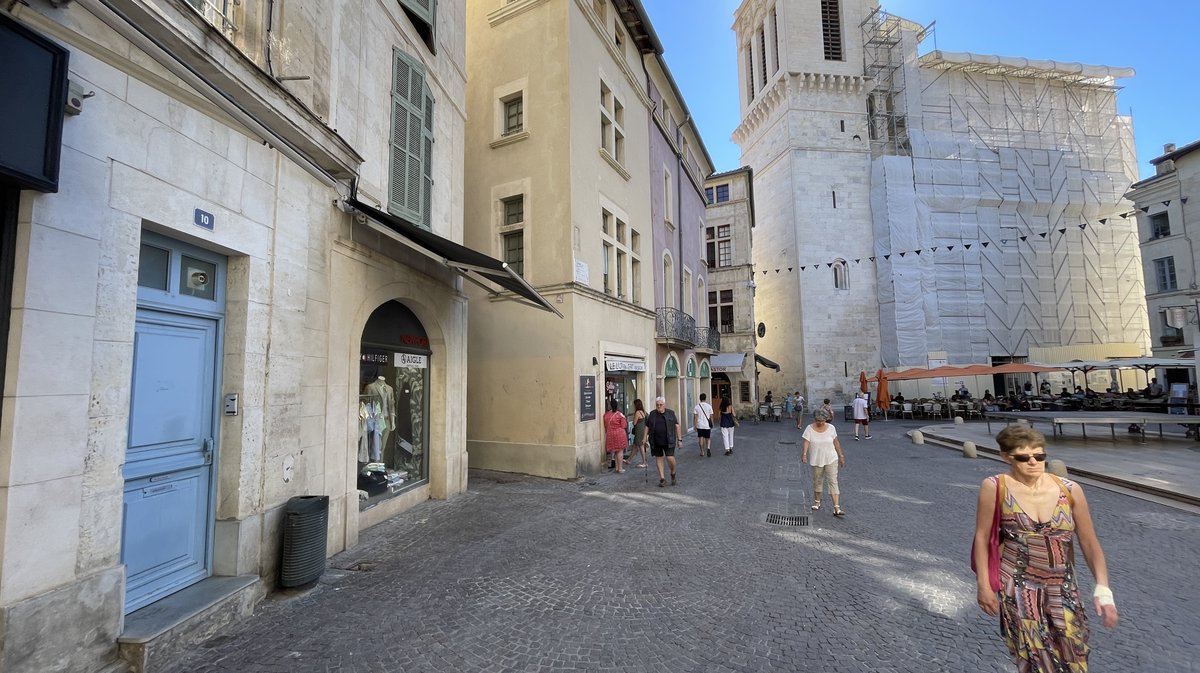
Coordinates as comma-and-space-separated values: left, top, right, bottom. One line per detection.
693, 393, 714, 457
794, 392, 804, 419
718, 395, 739, 455
973, 425, 1118, 672
852, 392, 872, 440
602, 399, 628, 474
645, 397, 681, 487
818, 398, 833, 421
784, 393, 794, 419
629, 398, 648, 468
800, 409, 846, 516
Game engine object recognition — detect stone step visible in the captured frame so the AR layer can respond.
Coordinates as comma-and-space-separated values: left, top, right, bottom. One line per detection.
118, 575, 262, 673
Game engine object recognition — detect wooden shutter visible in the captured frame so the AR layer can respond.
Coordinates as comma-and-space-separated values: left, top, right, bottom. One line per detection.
421, 81, 435, 230
389, 50, 427, 225
398, 0, 437, 52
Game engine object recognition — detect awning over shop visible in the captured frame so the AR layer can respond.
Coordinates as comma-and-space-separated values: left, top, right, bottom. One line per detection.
710, 353, 746, 373
348, 196, 562, 317
605, 356, 646, 372
755, 353, 781, 371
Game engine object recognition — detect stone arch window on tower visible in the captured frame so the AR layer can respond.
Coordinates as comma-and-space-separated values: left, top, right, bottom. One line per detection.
821, 0, 844, 61
757, 26, 767, 88
744, 43, 755, 101
771, 6, 780, 73
833, 259, 849, 290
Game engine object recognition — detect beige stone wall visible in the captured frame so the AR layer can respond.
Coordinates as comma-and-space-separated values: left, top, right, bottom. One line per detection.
0, 0, 469, 670
463, 0, 657, 478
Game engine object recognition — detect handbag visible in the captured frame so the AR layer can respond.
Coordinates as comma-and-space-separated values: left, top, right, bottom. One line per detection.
971, 475, 1003, 593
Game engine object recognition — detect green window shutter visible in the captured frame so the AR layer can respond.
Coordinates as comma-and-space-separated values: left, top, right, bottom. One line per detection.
398, 0, 437, 53
421, 81, 435, 230
389, 50, 426, 225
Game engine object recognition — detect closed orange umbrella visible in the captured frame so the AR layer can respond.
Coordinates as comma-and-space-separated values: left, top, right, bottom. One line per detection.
875, 368, 891, 411
859, 370, 868, 393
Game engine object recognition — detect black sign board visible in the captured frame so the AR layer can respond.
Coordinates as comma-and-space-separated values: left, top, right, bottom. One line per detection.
579, 375, 596, 421
0, 15, 69, 193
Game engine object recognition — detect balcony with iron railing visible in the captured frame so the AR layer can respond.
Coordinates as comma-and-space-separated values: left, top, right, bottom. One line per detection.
655, 307, 696, 348
694, 326, 720, 353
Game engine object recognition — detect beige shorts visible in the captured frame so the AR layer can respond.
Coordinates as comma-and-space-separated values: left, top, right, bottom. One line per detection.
811, 462, 840, 495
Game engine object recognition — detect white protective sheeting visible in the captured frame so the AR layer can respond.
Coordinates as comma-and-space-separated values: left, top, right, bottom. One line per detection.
920, 51, 1135, 84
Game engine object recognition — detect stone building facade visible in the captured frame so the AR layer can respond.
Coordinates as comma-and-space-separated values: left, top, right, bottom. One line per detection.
463, 0, 712, 478
0, 1, 548, 671
733, 0, 1148, 402
704, 168, 762, 418
1128, 140, 1200, 384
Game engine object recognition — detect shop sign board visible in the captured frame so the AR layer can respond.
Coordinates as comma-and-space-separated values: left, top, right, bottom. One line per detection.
580, 375, 596, 421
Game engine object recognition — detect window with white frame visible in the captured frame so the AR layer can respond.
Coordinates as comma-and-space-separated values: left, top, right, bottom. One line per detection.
1150, 212, 1171, 239
663, 253, 674, 308
1154, 257, 1178, 292
601, 208, 638, 302
706, 224, 732, 269
682, 268, 693, 316
501, 93, 523, 135
833, 259, 849, 290
390, 49, 435, 229
663, 168, 673, 225
498, 194, 525, 277
600, 80, 625, 166
709, 289, 734, 333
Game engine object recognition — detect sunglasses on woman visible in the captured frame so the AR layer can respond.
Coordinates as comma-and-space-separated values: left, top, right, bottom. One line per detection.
1011, 453, 1047, 463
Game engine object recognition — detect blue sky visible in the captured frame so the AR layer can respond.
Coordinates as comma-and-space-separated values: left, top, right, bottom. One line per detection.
642, 0, 1200, 180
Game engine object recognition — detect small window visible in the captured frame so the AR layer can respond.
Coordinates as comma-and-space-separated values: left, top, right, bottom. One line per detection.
138, 244, 170, 290
832, 190, 837, 209
617, 250, 627, 298
602, 209, 612, 235
705, 187, 714, 204
757, 26, 767, 88
1154, 257, 1178, 292
616, 218, 626, 244
397, 0, 437, 53
592, 0, 606, 20
745, 43, 755, 100
603, 242, 613, 293
1150, 212, 1171, 239
715, 184, 730, 203
740, 381, 751, 403
502, 195, 524, 225
630, 229, 641, 254
631, 258, 641, 304
503, 231, 524, 277
502, 95, 523, 135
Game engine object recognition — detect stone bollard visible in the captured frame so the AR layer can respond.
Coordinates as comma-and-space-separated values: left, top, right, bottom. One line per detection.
911, 430, 924, 445
962, 441, 977, 458
1047, 459, 1068, 478
954, 416, 964, 425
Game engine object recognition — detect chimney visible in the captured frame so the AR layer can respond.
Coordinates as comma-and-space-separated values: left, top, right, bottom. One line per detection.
1164, 143, 1177, 153
1157, 143, 1178, 175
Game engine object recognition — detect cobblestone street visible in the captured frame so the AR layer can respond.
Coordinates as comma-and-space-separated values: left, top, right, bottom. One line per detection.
164, 419, 1200, 672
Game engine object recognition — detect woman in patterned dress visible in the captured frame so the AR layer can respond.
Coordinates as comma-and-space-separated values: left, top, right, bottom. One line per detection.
973, 426, 1119, 672
603, 399, 629, 473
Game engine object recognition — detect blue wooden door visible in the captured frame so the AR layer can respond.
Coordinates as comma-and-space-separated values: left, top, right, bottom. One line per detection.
122, 309, 218, 613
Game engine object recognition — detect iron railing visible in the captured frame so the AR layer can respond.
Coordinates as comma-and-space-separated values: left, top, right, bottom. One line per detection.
694, 326, 720, 352
655, 307, 696, 346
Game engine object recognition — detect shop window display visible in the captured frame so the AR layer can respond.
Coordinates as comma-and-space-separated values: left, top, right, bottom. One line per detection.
358, 301, 430, 508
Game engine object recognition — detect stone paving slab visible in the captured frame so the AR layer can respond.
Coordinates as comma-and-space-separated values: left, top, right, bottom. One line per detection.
159, 418, 1200, 673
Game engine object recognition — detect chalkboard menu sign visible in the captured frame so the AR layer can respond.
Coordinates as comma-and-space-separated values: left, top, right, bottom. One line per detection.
579, 376, 596, 421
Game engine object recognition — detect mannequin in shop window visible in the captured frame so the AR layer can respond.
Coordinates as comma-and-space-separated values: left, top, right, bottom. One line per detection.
364, 376, 396, 462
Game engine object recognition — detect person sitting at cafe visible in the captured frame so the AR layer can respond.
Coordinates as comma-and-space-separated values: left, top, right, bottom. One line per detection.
950, 392, 961, 402
1040, 379, 1052, 396
1085, 387, 1099, 399
1125, 388, 1141, 399
1072, 386, 1086, 399
982, 390, 995, 402
893, 393, 905, 404
1059, 387, 1071, 398
1023, 381, 1034, 397
1145, 377, 1164, 398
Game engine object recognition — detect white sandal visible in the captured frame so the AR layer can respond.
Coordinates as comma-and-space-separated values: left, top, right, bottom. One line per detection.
811, 502, 821, 511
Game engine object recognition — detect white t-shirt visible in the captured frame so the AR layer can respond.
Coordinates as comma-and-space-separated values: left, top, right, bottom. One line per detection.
802, 424, 839, 466
694, 402, 714, 429
852, 397, 869, 420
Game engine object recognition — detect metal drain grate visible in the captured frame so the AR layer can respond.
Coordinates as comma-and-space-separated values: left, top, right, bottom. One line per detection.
765, 513, 809, 526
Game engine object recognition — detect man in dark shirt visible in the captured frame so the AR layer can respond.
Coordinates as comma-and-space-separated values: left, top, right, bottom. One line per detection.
645, 396, 681, 488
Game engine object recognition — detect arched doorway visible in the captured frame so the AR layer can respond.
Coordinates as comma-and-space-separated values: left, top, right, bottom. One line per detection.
358, 300, 431, 509
684, 357, 697, 432
663, 354, 680, 419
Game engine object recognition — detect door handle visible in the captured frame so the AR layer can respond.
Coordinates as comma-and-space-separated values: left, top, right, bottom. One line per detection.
203, 437, 214, 465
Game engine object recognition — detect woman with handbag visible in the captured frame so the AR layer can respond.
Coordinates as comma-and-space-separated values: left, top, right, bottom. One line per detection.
629, 398, 648, 468
718, 396, 738, 455
973, 425, 1118, 672
603, 399, 629, 473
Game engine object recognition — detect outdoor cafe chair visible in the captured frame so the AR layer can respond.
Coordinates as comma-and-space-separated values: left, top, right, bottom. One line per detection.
901, 403, 914, 419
